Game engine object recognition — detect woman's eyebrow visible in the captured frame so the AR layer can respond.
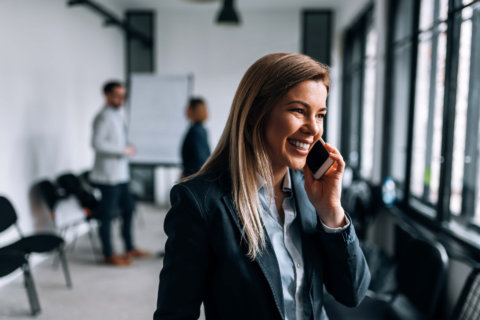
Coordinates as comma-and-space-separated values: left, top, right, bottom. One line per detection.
286, 100, 327, 111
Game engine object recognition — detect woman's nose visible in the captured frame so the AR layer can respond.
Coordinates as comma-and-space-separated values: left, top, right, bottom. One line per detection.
302, 115, 321, 136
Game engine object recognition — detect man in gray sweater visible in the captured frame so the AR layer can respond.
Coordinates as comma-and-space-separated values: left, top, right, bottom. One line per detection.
90, 81, 148, 266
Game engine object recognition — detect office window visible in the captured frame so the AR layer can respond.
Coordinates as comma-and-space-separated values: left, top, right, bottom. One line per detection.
389, 44, 412, 198
409, 0, 448, 209
341, 8, 376, 181
361, 18, 377, 179
449, 2, 480, 225
383, 0, 416, 200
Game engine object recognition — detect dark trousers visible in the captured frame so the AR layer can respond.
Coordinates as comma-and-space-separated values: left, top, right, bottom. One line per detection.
92, 182, 135, 257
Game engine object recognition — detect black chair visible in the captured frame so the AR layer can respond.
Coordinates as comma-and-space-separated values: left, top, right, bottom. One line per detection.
450, 265, 480, 320
324, 223, 449, 320
56, 172, 102, 262
454, 267, 480, 320
341, 180, 376, 240
0, 250, 41, 315
57, 173, 100, 218
0, 196, 72, 289
29, 180, 62, 223
436, 242, 480, 320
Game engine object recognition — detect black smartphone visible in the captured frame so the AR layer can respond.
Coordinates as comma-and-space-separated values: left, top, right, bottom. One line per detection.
306, 138, 335, 179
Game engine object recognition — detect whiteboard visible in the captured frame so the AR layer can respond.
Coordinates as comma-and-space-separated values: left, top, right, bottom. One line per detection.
128, 74, 193, 164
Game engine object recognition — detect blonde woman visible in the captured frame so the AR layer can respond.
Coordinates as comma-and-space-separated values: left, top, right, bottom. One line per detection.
154, 53, 370, 320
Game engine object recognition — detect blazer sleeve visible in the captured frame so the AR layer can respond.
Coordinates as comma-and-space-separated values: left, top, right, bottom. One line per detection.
91, 115, 125, 156
317, 214, 371, 307
154, 184, 209, 320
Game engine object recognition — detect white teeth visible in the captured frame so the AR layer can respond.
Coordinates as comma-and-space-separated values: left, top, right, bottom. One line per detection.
288, 139, 310, 151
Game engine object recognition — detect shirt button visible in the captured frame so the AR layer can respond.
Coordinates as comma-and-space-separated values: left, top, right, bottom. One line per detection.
296, 263, 301, 268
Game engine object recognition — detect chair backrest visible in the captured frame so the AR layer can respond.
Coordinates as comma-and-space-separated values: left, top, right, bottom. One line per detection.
451, 267, 480, 320
57, 172, 99, 211
0, 196, 18, 233
79, 170, 91, 185
56, 173, 82, 196
397, 235, 449, 318
30, 180, 59, 212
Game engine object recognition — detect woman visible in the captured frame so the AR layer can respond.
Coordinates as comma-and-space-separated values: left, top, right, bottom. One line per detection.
154, 53, 370, 320
181, 97, 211, 177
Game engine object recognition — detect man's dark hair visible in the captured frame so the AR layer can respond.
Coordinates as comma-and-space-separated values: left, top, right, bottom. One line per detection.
103, 81, 123, 94
188, 97, 205, 110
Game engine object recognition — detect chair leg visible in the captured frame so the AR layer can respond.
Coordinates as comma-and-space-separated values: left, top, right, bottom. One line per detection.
23, 261, 41, 316
88, 220, 102, 263
57, 246, 72, 289
68, 227, 79, 253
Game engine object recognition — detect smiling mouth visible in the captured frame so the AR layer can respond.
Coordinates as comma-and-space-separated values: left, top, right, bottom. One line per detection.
287, 139, 311, 151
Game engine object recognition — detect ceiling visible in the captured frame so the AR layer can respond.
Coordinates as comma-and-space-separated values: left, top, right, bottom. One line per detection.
114, 0, 351, 11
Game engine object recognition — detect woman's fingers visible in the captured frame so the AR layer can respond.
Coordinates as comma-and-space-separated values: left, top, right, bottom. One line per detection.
303, 164, 314, 187
324, 144, 345, 173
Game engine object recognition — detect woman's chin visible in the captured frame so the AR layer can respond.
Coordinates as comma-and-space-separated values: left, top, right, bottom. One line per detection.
288, 160, 307, 171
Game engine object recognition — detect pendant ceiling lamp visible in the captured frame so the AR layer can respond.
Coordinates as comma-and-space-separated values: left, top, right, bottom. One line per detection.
216, 0, 241, 25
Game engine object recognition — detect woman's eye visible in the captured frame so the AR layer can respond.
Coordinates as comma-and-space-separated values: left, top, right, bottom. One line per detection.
291, 108, 304, 114
317, 113, 326, 119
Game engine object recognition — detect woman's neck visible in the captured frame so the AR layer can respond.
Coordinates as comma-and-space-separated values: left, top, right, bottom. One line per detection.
271, 166, 288, 225
271, 166, 288, 193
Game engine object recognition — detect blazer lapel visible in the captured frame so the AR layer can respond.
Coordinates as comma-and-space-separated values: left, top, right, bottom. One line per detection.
222, 194, 285, 320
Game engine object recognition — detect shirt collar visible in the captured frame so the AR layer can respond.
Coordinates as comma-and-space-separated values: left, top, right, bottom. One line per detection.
282, 169, 292, 193
257, 169, 293, 194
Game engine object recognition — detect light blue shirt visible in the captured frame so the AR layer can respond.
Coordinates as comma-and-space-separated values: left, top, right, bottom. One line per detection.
258, 170, 349, 320
90, 106, 130, 185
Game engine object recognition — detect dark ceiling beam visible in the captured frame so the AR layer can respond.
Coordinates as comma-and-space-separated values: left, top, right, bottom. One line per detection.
67, 0, 152, 47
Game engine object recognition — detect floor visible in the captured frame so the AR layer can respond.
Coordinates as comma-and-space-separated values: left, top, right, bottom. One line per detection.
0, 202, 204, 320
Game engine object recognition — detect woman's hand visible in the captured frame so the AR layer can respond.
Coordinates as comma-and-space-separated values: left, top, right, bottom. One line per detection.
304, 143, 346, 228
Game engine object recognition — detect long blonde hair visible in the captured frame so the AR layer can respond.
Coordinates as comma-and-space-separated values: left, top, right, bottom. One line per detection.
196, 53, 330, 259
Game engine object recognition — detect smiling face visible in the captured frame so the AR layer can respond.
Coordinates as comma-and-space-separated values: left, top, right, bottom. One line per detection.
264, 80, 328, 175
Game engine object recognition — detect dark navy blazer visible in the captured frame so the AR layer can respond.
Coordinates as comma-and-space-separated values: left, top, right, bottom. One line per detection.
154, 168, 370, 320
181, 122, 211, 177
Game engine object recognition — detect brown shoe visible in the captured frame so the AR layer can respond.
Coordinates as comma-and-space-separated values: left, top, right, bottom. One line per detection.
104, 254, 131, 266
125, 248, 150, 259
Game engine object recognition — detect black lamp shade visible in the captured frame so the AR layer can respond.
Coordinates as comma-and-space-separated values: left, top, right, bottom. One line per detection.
216, 0, 240, 24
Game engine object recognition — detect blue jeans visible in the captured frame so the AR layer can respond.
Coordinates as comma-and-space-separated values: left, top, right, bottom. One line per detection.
92, 182, 135, 257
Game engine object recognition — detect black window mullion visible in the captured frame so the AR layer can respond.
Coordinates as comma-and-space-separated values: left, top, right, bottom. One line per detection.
357, 17, 368, 174
403, 0, 421, 209
437, 0, 462, 223
341, 31, 353, 158
381, 0, 396, 181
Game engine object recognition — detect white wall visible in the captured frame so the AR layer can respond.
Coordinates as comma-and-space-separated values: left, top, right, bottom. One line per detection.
153, 7, 302, 148
0, 0, 125, 242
